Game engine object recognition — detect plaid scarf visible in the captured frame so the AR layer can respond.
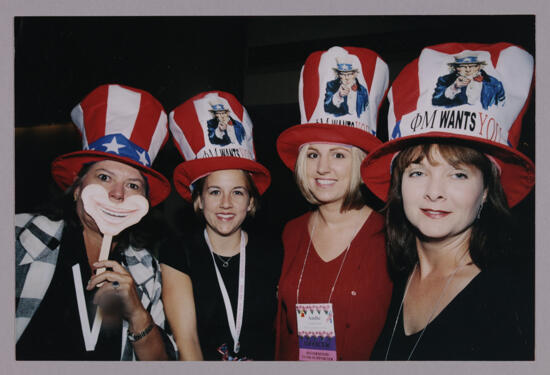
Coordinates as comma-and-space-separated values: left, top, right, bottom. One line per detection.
15, 213, 176, 360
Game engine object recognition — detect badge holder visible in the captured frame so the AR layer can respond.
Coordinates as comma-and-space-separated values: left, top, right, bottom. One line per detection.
296, 303, 337, 360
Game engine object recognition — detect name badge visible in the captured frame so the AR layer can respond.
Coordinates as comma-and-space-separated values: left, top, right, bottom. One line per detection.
296, 303, 337, 361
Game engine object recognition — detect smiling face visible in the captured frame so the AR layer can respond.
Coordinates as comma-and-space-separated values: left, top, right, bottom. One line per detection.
304, 143, 354, 207
401, 146, 486, 243
198, 169, 253, 238
74, 160, 149, 236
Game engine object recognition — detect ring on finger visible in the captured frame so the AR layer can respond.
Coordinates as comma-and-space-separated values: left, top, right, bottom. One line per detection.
112, 281, 120, 290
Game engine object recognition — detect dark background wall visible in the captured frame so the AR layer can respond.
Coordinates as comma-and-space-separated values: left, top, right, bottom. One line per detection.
14, 16, 535, 252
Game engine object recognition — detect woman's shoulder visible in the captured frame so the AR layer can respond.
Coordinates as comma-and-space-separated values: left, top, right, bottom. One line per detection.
353, 209, 385, 247
157, 230, 206, 273
246, 230, 283, 268
15, 213, 64, 234
365, 209, 385, 231
247, 229, 282, 250
123, 244, 160, 278
479, 260, 534, 294
15, 213, 65, 258
285, 211, 312, 226
282, 211, 312, 237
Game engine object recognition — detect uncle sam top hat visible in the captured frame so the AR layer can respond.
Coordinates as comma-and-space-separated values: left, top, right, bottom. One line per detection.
277, 46, 390, 171
51, 84, 171, 207
208, 102, 230, 113
447, 52, 488, 67
169, 91, 271, 201
361, 42, 535, 207
333, 56, 360, 73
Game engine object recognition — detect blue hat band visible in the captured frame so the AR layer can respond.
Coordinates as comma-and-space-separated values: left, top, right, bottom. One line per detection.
87, 133, 152, 167
337, 63, 354, 71
455, 56, 480, 64
211, 104, 226, 111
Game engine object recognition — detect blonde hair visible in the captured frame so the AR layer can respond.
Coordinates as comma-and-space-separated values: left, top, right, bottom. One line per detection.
294, 144, 367, 211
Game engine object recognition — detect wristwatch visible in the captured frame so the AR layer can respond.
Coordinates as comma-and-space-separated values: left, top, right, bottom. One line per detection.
127, 322, 155, 343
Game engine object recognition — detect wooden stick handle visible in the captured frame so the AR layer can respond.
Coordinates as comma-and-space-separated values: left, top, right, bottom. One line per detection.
95, 234, 112, 288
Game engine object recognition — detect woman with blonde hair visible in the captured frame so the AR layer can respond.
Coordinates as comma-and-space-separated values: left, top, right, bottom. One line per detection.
275, 46, 393, 361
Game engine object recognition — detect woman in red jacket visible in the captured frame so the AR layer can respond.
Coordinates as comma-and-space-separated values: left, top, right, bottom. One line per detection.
275, 46, 393, 360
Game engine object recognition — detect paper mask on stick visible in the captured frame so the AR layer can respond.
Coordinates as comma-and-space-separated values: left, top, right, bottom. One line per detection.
81, 183, 149, 274
81, 184, 149, 236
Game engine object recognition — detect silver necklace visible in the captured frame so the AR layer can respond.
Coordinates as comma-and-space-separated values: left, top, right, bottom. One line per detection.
384, 260, 468, 360
215, 253, 235, 268
296, 211, 363, 304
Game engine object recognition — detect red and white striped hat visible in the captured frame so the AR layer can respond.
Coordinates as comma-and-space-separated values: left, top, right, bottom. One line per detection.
277, 46, 389, 170
361, 42, 535, 207
169, 91, 271, 201
51, 84, 171, 206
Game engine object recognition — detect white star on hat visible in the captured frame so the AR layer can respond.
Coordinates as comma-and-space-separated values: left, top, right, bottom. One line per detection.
103, 136, 125, 154
137, 150, 149, 166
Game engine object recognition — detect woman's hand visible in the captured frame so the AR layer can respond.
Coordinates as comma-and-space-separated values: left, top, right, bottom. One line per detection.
86, 259, 170, 360
87, 260, 147, 324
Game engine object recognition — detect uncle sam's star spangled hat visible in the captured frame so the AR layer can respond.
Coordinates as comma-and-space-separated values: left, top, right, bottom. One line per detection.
277, 46, 389, 171
51, 84, 171, 207
361, 42, 535, 207
169, 91, 271, 201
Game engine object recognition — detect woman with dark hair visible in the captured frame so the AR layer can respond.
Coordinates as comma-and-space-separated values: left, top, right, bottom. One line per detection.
160, 91, 281, 360
274, 46, 393, 361
362, 43, 535, 360
385, 143, 514, 274
15, 84, 176, 360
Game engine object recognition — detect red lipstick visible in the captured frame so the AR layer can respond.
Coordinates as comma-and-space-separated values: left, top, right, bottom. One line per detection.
421, 208, 450, 219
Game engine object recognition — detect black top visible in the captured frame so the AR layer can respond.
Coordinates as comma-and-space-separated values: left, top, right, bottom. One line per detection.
371, 264, 534, 361
17, 225, 123, 360
160, 230, 283, 360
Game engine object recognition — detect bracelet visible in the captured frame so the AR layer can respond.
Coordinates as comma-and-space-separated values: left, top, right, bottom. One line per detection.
127, 322, 155, 343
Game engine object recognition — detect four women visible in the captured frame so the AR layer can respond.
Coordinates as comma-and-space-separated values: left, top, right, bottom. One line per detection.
15, 43, 535, 361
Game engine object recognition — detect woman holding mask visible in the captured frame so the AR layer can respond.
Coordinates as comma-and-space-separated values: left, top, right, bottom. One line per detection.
160, 91, 281, 360
275, 46, 393, 361
363, 43, 535, 360
16, 84, 176, 360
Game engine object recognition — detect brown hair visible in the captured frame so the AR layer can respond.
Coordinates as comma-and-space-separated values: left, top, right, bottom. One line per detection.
294, 144, 366, 212
191, 169, 260, 217
385, 142, 512, 278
